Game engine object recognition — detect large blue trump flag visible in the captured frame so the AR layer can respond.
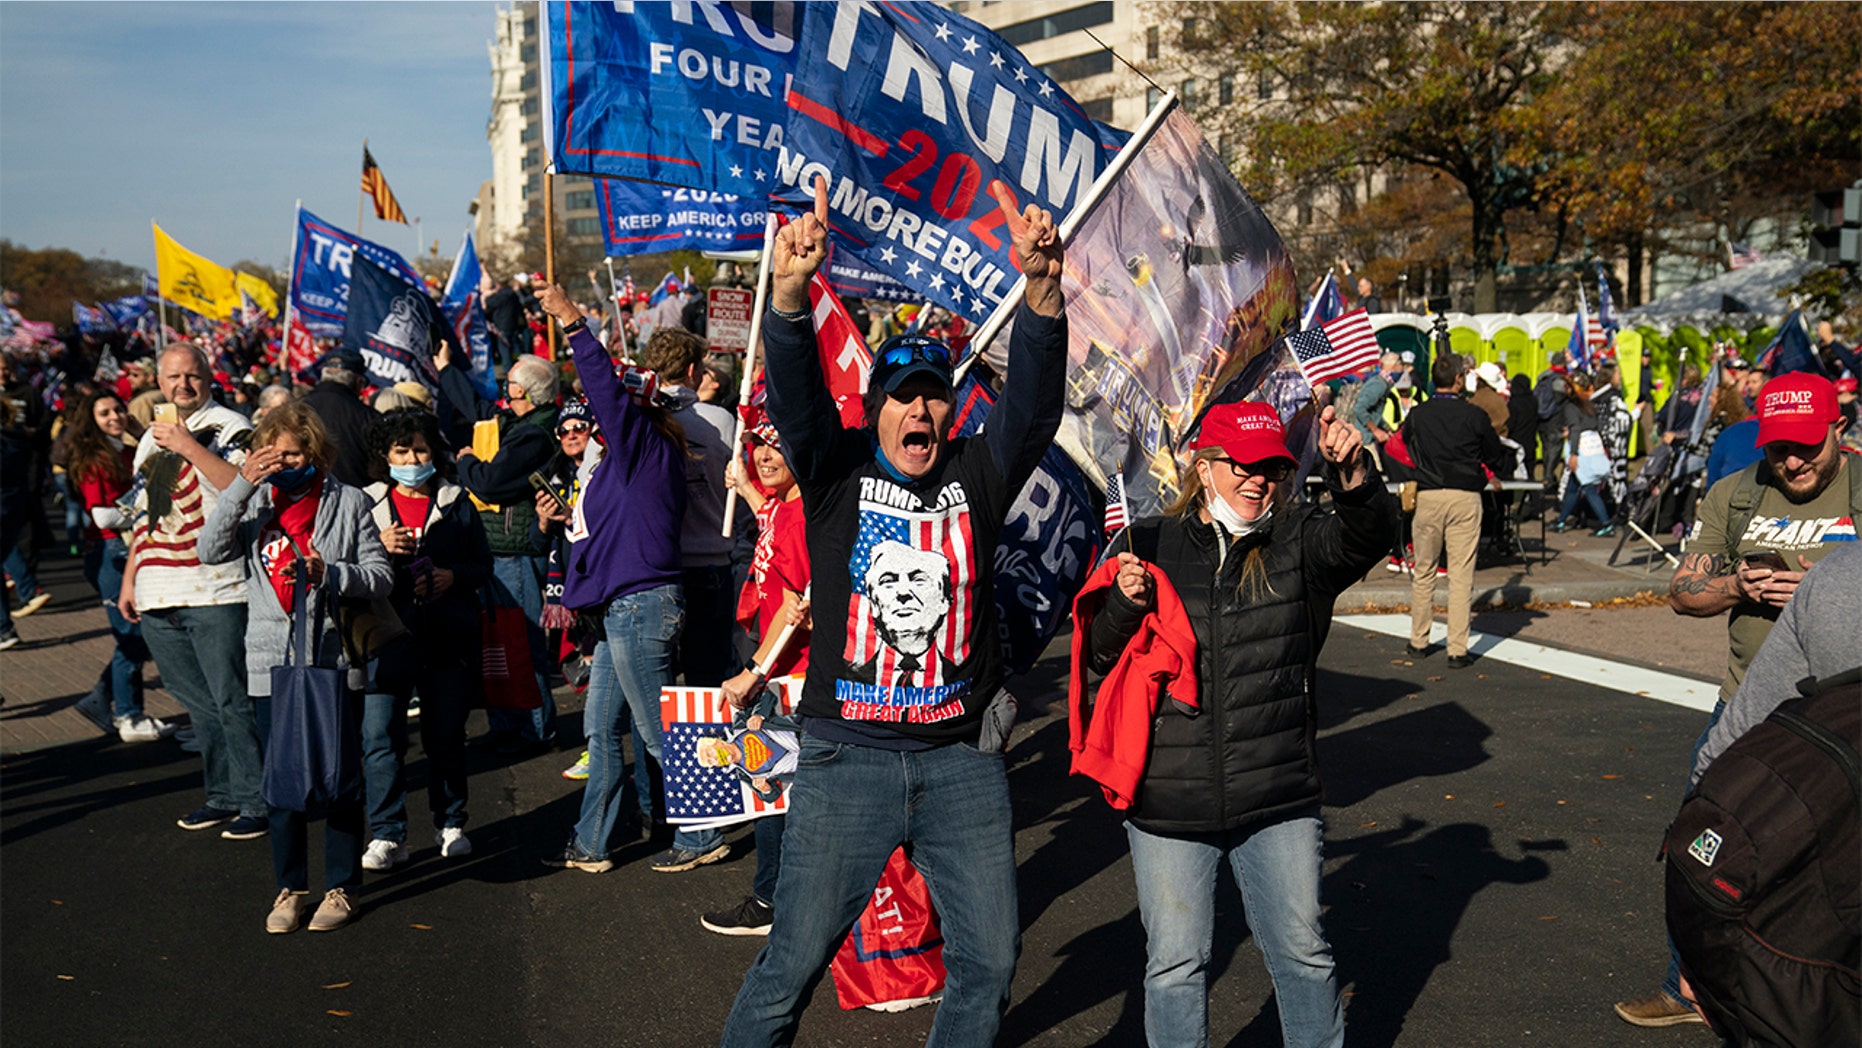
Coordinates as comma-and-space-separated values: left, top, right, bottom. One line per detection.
777, 2, 1124, 324
544, 2, 800, 196
342, 255, 444, 396
291, 206, 425, 337
439, 231, 497, 399
595, 178, 769, 256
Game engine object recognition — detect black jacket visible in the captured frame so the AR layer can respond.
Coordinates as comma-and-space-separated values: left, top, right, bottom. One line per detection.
438, 364, 559, 557
1401, 393, 1513, 492
1087, 473, 1397, 835
301, 380, 378, 490
363, 480, 492, 664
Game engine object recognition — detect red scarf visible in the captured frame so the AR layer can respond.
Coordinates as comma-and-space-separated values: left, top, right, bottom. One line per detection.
258, 480, 322, 611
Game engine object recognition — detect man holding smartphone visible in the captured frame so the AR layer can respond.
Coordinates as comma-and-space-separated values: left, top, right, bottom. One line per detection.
1615, 370, 1858, 1029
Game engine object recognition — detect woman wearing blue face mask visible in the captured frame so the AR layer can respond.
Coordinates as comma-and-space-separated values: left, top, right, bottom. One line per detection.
198, 401, 393, 934
355, 409, 493, 873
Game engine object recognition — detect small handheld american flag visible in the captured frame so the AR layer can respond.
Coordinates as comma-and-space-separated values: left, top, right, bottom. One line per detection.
1288, 308, 1380, 386
1102, 469, 1129, 538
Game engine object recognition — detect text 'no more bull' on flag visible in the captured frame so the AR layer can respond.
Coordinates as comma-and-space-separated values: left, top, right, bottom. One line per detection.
1288, 309, 1380, 386
777, 2, 1125, 324
544, 2, 799, 198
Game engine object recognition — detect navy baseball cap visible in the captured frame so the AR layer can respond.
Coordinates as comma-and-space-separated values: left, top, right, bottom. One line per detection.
869, 334, 953, 395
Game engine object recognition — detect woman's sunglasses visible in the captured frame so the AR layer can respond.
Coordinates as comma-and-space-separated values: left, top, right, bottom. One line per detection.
1211, 458, 1293, 483
556, 422, 592, 436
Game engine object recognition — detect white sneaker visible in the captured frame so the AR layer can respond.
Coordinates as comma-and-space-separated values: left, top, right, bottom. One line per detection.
117, 716, 168, 743
361, 838, 410, 871
436, 826, 473, 858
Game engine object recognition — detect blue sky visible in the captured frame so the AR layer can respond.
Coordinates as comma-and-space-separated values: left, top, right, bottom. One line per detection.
0, 2, 501, 273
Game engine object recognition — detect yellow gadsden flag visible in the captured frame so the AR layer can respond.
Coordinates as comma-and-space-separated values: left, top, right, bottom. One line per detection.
153, 223, 239, 320
235, 272, 280, 319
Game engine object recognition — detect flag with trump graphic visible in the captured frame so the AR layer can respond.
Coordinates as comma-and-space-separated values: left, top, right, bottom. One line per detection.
839, 475, 978, 723
542, 2, 800, 197
659, 681, 797, 831
776, 2, 1125, 324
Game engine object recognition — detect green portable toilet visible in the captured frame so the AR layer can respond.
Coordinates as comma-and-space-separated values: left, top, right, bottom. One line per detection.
1371, 313, 1433, 392
1446, 313, 1486, 365
1478, 314, 1531, 375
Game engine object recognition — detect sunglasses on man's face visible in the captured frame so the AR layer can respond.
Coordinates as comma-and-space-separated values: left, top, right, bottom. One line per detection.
879, 340, 951, 371
1211, 458, 1293, 483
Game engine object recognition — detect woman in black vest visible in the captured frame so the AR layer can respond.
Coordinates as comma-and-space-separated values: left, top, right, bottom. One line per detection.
1084, 402, 1396, 1048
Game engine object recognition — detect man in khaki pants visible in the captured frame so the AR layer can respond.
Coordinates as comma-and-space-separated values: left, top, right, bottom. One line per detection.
1399, 355, 1513, 667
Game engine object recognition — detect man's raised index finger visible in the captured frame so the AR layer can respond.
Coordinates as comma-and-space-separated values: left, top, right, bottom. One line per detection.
987, 179, 1025, 235
811, 174, 829, 228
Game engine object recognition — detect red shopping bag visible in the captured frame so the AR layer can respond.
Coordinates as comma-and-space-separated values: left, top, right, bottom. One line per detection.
477, 604, 542, 710
830, 847, 948, 1010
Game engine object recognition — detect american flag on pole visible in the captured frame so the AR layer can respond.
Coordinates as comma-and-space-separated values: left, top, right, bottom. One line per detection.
659, 682, 796, 829
1102, 470, 1130, 538
1287, 308, 1380, 386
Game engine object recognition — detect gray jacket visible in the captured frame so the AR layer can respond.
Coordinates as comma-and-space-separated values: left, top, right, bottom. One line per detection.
198, 473, 393, 695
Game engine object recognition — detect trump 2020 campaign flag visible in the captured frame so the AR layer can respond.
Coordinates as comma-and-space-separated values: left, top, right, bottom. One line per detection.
101, 293, 149, 330
595, 178, 768, 257
1300, 271, 1347, 329
778, 2, 1124, 324
543, 2, 799, 197
73, 303, 115, 336
341, 254, 444, 395
1567, 287, 1592, 369
1756, 310, 1826, 378
291, 206, 426, 337
988, 107, 1300, 519
439, 231, 498, 399
660, 682, 796, 830
949, 373, 1100, 675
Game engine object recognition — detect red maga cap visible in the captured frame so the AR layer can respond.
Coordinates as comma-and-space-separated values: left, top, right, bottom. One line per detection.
1191, 402, 1295, 465
1754, 372, 1840, 447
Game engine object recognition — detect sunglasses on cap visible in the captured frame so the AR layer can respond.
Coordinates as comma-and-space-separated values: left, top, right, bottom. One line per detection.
1210, 457, 1294, 483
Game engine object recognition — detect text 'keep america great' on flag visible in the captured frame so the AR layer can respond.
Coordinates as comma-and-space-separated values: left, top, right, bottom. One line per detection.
595, 178, 770, 257
776, 2, 1125, 324
290, 206, 426, 338
1288, 308, 1380, 386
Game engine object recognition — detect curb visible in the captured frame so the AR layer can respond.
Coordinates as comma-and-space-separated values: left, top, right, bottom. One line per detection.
1338, 575, 1666, 612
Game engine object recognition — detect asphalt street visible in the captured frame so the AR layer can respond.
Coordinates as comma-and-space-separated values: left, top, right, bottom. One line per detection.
2, 621, 1721, 1047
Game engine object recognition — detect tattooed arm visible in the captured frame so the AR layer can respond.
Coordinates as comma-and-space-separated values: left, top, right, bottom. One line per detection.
1668, 551, 1769, 617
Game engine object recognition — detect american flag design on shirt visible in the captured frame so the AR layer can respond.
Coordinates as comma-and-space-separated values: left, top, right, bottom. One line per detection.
838, 476, 976, 724
658, 684, 794, 829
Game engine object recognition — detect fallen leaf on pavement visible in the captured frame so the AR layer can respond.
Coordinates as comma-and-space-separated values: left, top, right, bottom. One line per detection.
1492, 801, 1507, 808
409, 924, 432, 930
1557, 800, 1567, 805
1359, 821, 1377, 828
321, 982, 351, 990
1426, 675, 1444, 682
1444, 794, 1456, 800
1538, 915, 1559, 921
1601, 774, 1621, 780
56, 975, 74, 981
327, 1010, 352, 1017
50, 900, 62, 905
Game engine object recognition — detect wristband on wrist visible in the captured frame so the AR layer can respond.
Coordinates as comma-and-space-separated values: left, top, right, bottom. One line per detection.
769, 304, 809, 322
559, 316, 586, 334
743, 657, 765, 678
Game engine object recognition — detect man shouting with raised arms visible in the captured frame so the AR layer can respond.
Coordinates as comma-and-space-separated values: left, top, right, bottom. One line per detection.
719, 177, 1066, 1045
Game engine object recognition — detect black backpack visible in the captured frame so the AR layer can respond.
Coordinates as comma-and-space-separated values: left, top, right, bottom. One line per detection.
1666, 669, 1861, 1046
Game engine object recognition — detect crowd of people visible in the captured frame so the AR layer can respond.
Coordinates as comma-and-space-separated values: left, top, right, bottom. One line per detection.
3, 202, 1859, 1042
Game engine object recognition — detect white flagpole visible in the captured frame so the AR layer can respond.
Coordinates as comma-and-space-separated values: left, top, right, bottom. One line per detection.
603, 256, 628, 357
280, 200, 303, 372
721, 213, 781, 538
953, 89, 1180, 385
1300, 272, 1333, 331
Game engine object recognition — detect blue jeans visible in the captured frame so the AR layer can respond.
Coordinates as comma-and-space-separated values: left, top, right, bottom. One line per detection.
1126, 813, 1344, 1048
574, 584, 717, 860
362, 647, 471, 843
721, 737, 1019, 1047
140, 603, 263, 817
83, 538, 149, 720
54, 472, 85, 550
1557, 478, 1610, 527
486, 554, 556, 742
271, 798, 365, 894
753, 815, 785, 906
0, 490, 31, 634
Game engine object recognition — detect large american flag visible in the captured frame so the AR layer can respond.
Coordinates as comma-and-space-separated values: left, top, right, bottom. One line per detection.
659, 684, 794, 828
1102, 470, 1129, 537
845, 488, 976, 692
1288, 308, 1380, 385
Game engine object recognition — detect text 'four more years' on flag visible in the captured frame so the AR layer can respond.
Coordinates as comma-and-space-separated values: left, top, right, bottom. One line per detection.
1288, 308, 1380, 387
361, 145, 408, 224
543, 1, 799, 197
594, 178, 769, 257
153, 224, 241, 321
659, 682, 796, 830
776, 2, 1127, 325
439, 230, 499, 400
341, 252, 445, 396
291, 205, 426, 338
984, 107, 1298, 520
948, 373, 1100, 676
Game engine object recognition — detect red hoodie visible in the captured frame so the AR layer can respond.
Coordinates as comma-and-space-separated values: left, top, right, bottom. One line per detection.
1067, 556, 1199, 810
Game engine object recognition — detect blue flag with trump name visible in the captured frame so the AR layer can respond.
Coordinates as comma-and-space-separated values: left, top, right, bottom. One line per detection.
438, 231, 498, 400
290, 206, 427, 338
341, 254, 446, 396
73, 302, 116, 336
543, 2, 800, 197
595, 178, 770, 257
775, 2, 1126, 325
100, 294, 149, 330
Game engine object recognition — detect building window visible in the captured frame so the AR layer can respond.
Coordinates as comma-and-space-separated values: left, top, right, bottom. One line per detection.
565, 191, 596, 211
1257, 71, 1273, 100
524, 147, 540, 169
1146, 86, 1163, 112
521, 43, 537, 64
996, 2, 1114, 46
1040, 51, 1113, 83
1145, 26, 1160, 60
1080, 97, 1114, 123
520, 124, 537, 143
528, 174, 541, 195
1180, 78, 1198, 112
524, 17, 536, 38
1219, 75, 1234, 106
567, 217, 600, 237
522, 97, 539, 116
521, 70, 536, 92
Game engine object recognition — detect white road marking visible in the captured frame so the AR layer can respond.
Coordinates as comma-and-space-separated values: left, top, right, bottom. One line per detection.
1338, 614, 1719, 713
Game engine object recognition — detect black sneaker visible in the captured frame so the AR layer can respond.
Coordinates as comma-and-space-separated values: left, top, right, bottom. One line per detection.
221, 815, 270, 840
650, 843, 731, 873
1405, 644, 1432, 659
1447, 653, 1476, 669
701, 896, 774, 936
177, 805, 237, 831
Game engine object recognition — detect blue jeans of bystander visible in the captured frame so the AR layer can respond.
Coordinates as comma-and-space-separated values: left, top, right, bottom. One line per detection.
82, 538, 149, 720
141, 603, 262, 817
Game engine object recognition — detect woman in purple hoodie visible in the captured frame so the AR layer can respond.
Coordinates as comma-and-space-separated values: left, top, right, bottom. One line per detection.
531, 282, 717, 873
